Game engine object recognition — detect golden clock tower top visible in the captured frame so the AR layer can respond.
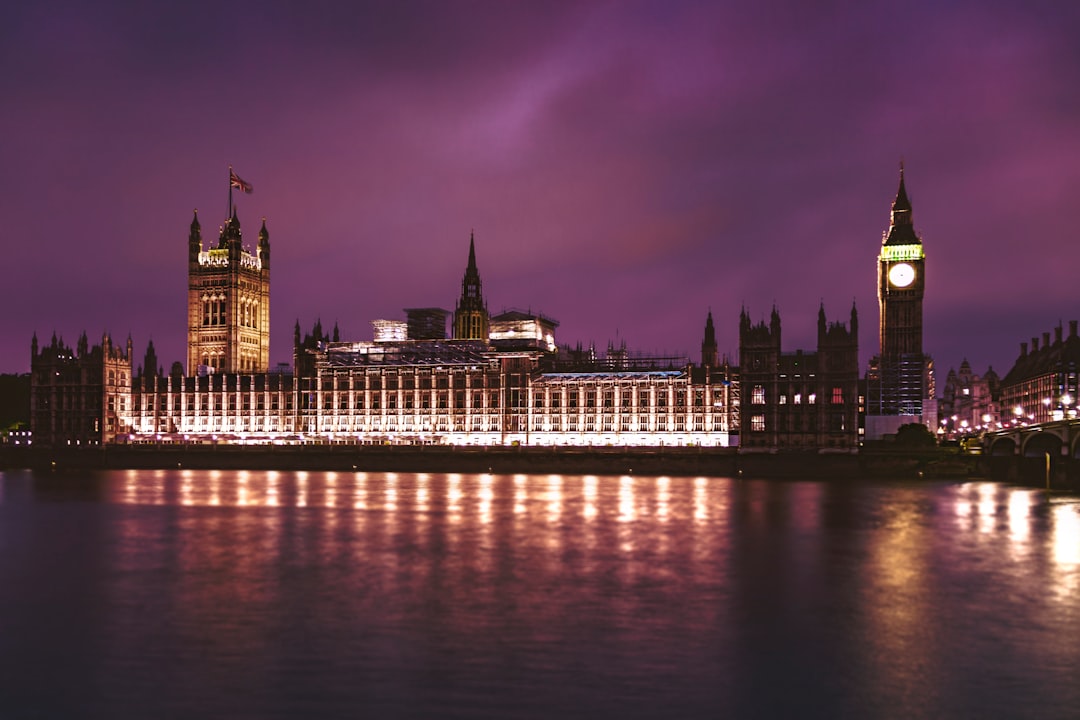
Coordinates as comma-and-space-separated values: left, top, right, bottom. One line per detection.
878, 164, 925, 358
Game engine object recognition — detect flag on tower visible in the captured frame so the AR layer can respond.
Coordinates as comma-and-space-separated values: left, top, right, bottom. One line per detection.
229, 169, 253, 194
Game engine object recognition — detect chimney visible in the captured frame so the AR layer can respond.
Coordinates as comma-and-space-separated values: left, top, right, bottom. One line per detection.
1070, 320, 1077, 338
1020, 342, 1028, 356
1056, 325, 1063, 344
1032, 337, 1039, 352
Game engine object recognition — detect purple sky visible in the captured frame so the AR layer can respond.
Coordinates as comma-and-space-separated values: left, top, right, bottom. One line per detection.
3, 1, 1079, 380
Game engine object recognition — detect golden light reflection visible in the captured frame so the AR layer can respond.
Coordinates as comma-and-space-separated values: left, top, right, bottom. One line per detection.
864, 501, 930, 676
265, 470, 279, 507
583, 475, 598, 520
296, 470, 308, 507
618, 475, 636, 523
1007, 490, 1032, 548
514, 473, 527, 515
1050, 502, 1080, 602
385, 472, 397, 512
236, 470, 250, 507
209, 469, 221, 506
353, 472, 367, 510
1052, 503, 1080, 567
125, 469, 137, 503
417, 473, 430, 513
326, 471, 338, 508
954, 492, 972, 532
656, 476, 671, 523
479, 474, 494, 525
693, 476, 708, 523
180, 469, 193, 506
541, 474, 559, 523
448, 473, 462, 522
977, 483, 997, 534
352, 473, 368, 536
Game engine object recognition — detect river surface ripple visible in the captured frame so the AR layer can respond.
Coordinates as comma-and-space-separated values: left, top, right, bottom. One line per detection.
1, 469, 1078, 719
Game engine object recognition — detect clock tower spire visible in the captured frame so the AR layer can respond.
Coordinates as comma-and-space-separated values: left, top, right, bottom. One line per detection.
868, 164, 934, 434
878, 163, 925, 358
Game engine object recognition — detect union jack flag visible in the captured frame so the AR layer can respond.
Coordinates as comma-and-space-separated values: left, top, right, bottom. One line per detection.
229, 169, 253, 194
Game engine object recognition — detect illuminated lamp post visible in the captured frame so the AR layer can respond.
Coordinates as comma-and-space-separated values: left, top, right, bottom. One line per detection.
1013, 405, 1024, 427
1042, 397, 1052, 423
1062, 393, 1074, 420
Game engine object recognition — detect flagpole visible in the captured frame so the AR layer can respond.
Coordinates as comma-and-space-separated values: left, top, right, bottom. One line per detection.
228, 165, 234, 218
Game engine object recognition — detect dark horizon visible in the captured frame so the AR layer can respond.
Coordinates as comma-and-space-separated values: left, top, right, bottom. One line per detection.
3, 1, 1079, 378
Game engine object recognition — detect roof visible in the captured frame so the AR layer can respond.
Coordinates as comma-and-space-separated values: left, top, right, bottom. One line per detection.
535, 370, 684, 382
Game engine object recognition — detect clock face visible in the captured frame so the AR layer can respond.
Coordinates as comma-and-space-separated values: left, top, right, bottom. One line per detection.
888, 262, 916, 288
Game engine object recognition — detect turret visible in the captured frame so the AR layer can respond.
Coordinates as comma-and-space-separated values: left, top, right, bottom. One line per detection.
701, 310, 718, 367
188, 209, 202, 263
258, 217, 270, 269
143, 339, 159, 378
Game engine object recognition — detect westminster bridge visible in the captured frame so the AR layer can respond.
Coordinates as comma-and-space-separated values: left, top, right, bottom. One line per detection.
983, 419, 1080, 488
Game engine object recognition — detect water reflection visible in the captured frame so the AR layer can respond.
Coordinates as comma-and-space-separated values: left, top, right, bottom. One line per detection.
1051, 500, 1080, 612
5, 470, 1080, 718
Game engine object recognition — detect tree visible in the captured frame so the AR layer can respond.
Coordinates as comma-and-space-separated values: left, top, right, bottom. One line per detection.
894, 422, 936, 448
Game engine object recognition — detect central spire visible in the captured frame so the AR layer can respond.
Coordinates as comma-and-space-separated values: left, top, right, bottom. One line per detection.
883, 163, 920, 246
453, 230, 489, 340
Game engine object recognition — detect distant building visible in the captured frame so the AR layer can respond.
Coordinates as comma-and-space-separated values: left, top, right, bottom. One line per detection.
405, 308, 449, 340
938, 360, 1000, 438
30, 332, 132, 446
372, 319, 408, 343
489, 310, 559, 352
1000, 321, 1080, 424
739, 304, 860, 450
866, 166, 935, 438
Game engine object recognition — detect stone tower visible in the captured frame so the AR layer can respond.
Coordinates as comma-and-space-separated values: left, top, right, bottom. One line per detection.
867, 165, 934, 430
701, 310, 718, 368
877, 165, 925, 360
452, 231, 489, 341
187, 209, 271, 374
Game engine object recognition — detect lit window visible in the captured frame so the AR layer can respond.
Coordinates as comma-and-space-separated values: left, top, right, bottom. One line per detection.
752, 385, 765, 404
779, 395, 787, 405
808, 394, 816, 405
751, 415, 765, 431
794, 393, 802, 404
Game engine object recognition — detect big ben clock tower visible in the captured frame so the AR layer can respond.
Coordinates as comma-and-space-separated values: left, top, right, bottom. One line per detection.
878, 164, 924, 358
867, 165, 935, 436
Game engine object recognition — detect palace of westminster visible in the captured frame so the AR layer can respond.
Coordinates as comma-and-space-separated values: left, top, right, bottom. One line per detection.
28, 169, 1080, 450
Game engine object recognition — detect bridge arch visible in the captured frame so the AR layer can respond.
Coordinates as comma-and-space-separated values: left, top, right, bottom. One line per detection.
988, 437, 1016, 456
1022, 432, 1063, 458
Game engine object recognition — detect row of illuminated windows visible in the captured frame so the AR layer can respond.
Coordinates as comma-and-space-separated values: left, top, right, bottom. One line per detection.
750, 385, 847, 405
313, 415, 720, 434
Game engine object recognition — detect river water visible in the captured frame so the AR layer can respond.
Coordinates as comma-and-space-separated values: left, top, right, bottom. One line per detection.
0, 469, 1077, 719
